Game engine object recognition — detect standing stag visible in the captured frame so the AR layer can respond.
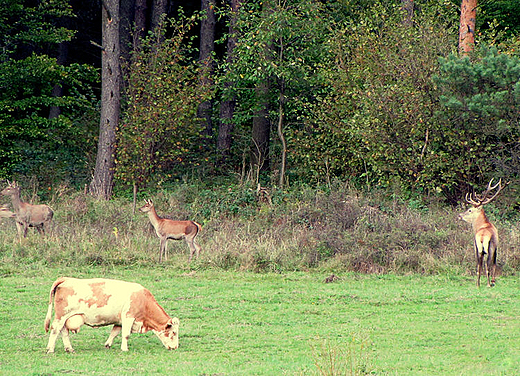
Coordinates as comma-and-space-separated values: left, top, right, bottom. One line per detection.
0, 181, 54, 241
460, 178, 505, 287
139, 199, 201, 262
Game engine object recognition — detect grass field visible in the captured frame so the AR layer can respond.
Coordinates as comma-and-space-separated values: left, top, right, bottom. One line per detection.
0, 266, 519, 375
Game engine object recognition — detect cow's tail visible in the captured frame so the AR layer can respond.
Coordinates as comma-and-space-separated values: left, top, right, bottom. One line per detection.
44, 277, 67, 332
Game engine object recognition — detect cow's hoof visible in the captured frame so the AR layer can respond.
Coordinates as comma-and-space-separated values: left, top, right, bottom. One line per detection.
65, 348, 75, 353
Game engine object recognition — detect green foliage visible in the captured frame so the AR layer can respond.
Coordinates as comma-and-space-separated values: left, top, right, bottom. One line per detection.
434, 45, 520, 199
0, 0, 98, 185
292, 1, 458, 192
116, 15, 208, 188
219, 0, 333, 172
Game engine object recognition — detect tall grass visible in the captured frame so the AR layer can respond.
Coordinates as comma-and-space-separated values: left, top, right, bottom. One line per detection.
1, 180, 519, 276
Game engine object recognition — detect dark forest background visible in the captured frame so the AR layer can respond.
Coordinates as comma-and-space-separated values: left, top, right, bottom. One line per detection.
1, 0, 520, 205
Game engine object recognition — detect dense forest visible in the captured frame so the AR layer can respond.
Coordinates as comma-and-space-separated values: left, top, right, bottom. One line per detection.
1, 0, 520, 203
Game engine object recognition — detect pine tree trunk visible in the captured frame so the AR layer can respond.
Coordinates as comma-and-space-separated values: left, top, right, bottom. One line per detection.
459, 0, 477, 55
89, 0, 121, 200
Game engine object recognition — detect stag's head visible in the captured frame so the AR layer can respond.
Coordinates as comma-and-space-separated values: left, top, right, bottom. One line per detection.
1, 180, 20, 197
459, 178, 504, 223
139, 199, 154, 213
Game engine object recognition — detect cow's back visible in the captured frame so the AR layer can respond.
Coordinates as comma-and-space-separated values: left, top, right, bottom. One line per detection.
54, 278, 147, 325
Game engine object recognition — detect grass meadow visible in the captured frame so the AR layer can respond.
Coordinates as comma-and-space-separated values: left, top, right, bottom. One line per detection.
0, 181, 520, 375
1, 268, 519, 375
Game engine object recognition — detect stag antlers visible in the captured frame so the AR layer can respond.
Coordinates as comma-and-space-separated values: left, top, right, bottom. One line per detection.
464, 178, 504, 207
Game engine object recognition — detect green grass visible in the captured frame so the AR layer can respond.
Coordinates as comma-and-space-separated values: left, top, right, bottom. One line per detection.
1, 266, 519, 375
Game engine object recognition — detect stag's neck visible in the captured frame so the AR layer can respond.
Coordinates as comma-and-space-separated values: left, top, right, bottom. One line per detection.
473, 210, 490, 232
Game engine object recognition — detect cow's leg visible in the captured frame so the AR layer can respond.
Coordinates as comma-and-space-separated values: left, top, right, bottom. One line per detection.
46, 319, 67, 353
105, 325, 122, 348
61, 327, 74, 353
120, 318, 135, 351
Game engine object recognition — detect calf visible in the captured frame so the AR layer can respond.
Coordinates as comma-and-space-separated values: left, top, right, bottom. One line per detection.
44, 277, 180, 353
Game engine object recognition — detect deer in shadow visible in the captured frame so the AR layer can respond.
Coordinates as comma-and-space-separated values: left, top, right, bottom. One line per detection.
1, 181, 54, 241
460, 178, 505, 287
139, 199, 201, 262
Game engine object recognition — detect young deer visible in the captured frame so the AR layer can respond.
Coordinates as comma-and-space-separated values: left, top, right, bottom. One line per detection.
1, 181, 54, 241
139, 199, 201, 262
460, 178, 505, 287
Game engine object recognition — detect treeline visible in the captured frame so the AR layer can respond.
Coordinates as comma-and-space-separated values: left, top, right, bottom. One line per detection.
1, 0, 520, 204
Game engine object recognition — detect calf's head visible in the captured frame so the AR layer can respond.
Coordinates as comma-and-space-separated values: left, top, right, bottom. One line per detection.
154, 317, 180, 350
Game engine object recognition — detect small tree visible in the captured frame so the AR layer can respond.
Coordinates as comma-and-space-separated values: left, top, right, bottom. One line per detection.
225, 0, 331, 185
434, 45, 520, 198
116, 16, 207, 191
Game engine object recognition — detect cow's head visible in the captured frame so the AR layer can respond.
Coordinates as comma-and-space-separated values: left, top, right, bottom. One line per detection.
154, 317, 179, 350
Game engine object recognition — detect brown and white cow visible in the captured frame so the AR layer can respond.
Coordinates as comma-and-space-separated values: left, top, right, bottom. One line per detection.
44, 277, 180, 353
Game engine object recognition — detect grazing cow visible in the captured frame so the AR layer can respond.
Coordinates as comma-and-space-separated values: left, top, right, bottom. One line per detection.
44, 277, 180, 353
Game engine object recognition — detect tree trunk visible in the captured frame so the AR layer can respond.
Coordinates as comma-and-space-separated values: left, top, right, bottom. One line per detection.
217, 0, 241, 164
120, 0, 135, 70
459, 0, 477, 55
89, 0, 121, 200
251, 80, 271, 178
401, 0, 414, 26
48, 40, 69, 119
277, 96, 286, 188
133, 0, 147, 49
197, 0, 216, 145
151, 0, 168, 31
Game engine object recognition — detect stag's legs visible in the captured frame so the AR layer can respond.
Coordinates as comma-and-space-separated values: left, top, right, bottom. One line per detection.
487, 247, 497, 286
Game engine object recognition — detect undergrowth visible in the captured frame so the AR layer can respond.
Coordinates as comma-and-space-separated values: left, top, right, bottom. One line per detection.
1, 180, 519, 276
